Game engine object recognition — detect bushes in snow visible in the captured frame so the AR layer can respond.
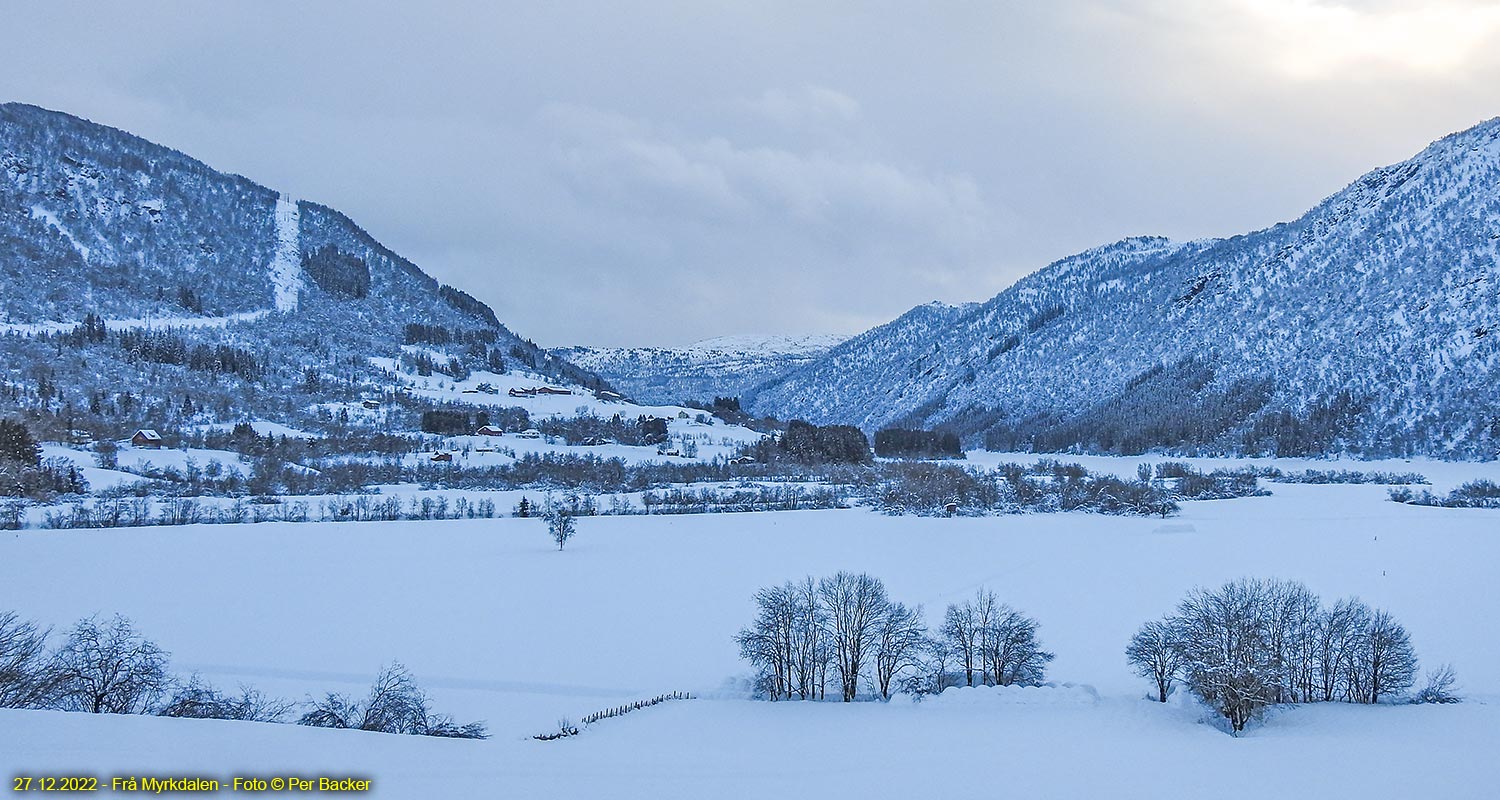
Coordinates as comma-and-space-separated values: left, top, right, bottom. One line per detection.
1412, 664, 1461, 705
0, 610, 57, 708
1389, 479, 1500, 509
35, 493, 502, 530
874, 460, 1179, 517
0, 610, 486, 739
1268, 469, 1428, 485
736, 577, 1051, 702
299, 662, 487, 739
1129, 579, 1438, 733
159, 676, 293, 723
639, 485, 845, 515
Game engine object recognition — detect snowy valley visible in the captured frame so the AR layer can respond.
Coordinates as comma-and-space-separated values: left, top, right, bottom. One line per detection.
2, 95, 1499, 800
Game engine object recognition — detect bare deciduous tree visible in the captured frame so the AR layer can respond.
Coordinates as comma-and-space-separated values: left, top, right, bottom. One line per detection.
942, 599, 981, 687
818, 572, 889, 702
1350, 609, 1417, 704
983, 606, 1053, 686
1126, 618, 1183, 702
50, 615, 170, 714
299, 661, 486, 738
941, 589, 1052, 689
541, 493, 590, 550
0, 611, 57, 709
1173, 579, 1282, 733
873, 602, 927, 700
158, 674, 293, 722
1316, 597, 1370, 702
1412, 664, 1460, 705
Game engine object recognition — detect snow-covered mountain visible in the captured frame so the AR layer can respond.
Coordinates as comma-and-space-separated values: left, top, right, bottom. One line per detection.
0, 103, 605, 429
557, 333, 845, 405
749, 117, 1500, 459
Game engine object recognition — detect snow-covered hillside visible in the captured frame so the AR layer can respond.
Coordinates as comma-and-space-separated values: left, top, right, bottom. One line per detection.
557, 333, 846, 405
0, 102, 609, 435
750, 118, 1500, 458
2, 475, 1496, 797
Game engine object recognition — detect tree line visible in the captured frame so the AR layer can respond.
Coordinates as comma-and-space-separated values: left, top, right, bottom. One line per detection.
873, 427, 963, 459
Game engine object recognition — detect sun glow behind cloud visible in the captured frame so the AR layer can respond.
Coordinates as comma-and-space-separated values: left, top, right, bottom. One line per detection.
1229, 0, 1500, 80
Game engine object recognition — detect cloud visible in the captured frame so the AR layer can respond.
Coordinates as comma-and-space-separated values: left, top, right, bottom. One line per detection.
738, 85, 862, 129
1, 1, 1498, 346
537, 100, 994, 255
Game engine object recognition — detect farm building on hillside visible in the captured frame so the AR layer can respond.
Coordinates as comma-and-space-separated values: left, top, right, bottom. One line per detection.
131, 429, 163, 448
476, 425, 505, 436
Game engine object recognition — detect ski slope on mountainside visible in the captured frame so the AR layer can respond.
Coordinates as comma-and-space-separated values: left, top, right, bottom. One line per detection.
269, 193, 302, 313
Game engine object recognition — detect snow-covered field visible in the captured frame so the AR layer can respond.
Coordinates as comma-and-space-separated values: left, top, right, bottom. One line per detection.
2, 472, 1497, 798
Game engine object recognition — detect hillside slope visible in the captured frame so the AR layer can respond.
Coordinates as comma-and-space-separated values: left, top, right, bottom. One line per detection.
0, 103, 604, 436
750, 118, 1500, 458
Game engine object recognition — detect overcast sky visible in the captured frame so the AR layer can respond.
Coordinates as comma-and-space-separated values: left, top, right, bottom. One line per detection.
4, 1, 1498, 347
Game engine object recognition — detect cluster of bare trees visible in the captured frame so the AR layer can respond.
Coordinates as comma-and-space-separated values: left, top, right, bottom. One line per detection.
736, 578, 1051, 702
940, 589, 1055, 689
1, 612, 172, 715
1127, 578, 1446, 733
0, 610, 485, 738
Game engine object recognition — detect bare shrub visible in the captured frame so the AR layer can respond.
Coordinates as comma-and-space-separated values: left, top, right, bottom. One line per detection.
50, 615, 170, 714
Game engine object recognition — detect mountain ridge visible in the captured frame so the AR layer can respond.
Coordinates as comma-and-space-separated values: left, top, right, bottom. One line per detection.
746, 116, 1500, 458
0, 102, 607, 439
557, 333, 847, 405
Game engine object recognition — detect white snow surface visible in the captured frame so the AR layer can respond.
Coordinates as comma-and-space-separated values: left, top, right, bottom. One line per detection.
2, 479, 1498, 797
672, 333, 848, 358
269, 193, 302, 313
37, 445, 148, 491
29, 205, 90, 261
0, 310, 270, 336
187, 419, 317, 439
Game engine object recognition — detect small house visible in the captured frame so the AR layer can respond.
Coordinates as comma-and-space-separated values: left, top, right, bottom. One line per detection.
518, 429, 542, 439
537, 386, 573, 395
361, 399, 381, 410
594, 390, 624, 402
131, 429, 163, 448
430, 452, 454, 463
476, 425, 506, 437
68, 429, 93, 445
508, 388, 537, 398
